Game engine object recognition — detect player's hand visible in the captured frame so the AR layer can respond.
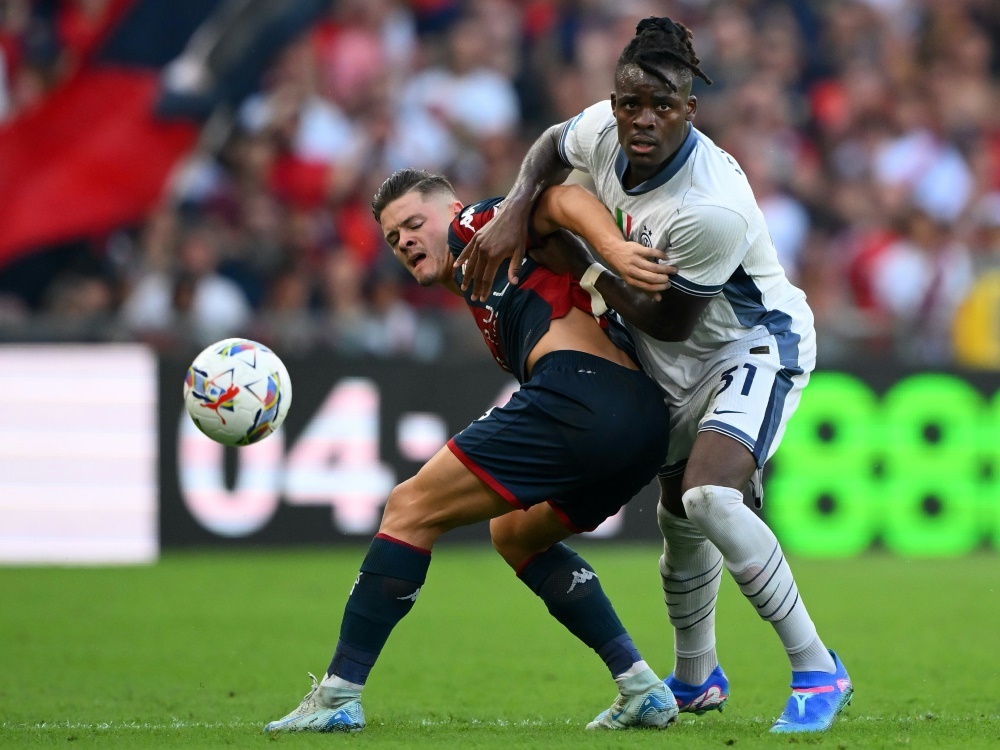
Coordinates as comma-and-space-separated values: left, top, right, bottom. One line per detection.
454, 201, 530, 300
600, 240, 676, 292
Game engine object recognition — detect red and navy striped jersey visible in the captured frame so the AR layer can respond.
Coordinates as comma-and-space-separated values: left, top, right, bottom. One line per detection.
447, 196, 637, 382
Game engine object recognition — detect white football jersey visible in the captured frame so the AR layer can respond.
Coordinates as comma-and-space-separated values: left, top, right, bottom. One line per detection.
557, 101, 816, 405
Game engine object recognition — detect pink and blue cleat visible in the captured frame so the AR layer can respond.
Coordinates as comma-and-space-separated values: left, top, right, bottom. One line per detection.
770, 650, 853, 733
664, 665, 729, 715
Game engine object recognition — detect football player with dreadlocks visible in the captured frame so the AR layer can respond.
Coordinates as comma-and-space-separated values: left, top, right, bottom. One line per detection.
456, 16, 853, 733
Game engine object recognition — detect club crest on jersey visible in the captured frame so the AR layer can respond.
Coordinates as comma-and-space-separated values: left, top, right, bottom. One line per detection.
639, 225, 653, 248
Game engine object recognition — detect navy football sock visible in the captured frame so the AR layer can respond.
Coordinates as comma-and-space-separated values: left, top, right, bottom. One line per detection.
518, 543, 641, 678
327, 533, 431, 686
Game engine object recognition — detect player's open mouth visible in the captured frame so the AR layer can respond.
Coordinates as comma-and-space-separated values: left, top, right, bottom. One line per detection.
630, 139, 657, 154
409, 252, 426, 269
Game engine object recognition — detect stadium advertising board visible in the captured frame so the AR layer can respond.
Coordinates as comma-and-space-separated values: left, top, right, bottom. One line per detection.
159, 355, 1000, 557
160, 355, 659, 547
0, 345, 158, 564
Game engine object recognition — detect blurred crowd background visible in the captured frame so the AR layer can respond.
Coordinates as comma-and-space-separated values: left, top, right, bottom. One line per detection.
1, 0, 999, 368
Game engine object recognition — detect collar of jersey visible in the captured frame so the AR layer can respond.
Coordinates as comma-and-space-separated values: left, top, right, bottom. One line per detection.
614, 123, 697, 195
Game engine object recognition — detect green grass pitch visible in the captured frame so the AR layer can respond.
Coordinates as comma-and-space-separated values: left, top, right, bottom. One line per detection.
2, 544, 998, 748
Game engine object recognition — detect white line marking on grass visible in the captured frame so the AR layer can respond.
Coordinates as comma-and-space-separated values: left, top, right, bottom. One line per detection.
5, 715, 999, 732
3, 721, 263, 731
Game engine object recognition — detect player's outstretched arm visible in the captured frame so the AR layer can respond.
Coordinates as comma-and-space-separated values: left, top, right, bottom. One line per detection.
533, 185, 673, 294
454, 124, 571, 300
594, 268, 710, 341
534, 230, 707, 342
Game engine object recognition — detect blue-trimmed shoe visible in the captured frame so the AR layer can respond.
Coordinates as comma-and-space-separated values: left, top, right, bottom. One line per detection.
770, 650, 853, 733
586, 679, 678, 730
264, 673, 365, 733
664, 665, 730, 715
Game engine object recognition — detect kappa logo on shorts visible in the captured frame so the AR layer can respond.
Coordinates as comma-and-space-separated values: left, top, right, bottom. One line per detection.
566, 568, 597, 593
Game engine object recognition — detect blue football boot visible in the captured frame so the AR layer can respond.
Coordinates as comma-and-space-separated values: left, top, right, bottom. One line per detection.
770, 650, 853, 733
664, 665, 730, 715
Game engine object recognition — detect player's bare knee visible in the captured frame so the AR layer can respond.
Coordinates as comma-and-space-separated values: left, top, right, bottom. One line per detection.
489, 516, 525, 569
378, 484, 414, 534
379, 482, 443, 538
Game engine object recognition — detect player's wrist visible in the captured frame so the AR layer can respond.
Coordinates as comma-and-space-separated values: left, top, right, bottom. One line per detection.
580, 261, 606, 287
596, 239, 630, 274
579, 262, 609, 316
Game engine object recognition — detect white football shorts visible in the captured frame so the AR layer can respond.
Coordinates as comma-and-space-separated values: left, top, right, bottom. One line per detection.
657, 329, 816, 497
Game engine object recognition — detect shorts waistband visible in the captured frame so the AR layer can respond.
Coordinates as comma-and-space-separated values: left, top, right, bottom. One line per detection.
530, 349, 640, 376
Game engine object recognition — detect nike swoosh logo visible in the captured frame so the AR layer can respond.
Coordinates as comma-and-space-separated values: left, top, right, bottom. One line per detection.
712, 409, 745, 415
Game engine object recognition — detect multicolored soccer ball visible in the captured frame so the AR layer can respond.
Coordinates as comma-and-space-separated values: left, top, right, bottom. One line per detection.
183, 338, 292, 446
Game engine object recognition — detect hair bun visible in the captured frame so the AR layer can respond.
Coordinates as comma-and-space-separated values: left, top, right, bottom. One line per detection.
636, 16, 681, 36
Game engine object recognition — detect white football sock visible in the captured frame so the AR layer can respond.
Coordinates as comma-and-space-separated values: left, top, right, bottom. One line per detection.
681, 485, 835, 674
657, 503, 723, 685
321, 674, 363, 693
615, 661, 659, 695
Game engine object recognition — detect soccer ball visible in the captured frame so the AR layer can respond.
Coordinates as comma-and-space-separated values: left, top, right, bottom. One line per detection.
183, 338, 292, 446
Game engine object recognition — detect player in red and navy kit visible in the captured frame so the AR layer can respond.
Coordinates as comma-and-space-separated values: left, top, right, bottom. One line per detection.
445, 195, 657, 528
264, 169, 678, 733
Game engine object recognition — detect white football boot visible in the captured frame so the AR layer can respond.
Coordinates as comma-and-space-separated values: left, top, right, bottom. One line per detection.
263, 673, 365, 733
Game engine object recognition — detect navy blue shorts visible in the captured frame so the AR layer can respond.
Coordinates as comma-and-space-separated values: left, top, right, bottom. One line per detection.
448, 350, 670, 532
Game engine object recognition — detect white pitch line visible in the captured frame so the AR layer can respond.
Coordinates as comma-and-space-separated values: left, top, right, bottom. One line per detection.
4, 715, 999, 732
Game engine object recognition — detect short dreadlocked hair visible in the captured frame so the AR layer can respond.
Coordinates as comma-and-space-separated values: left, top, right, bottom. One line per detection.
372, 168, 457, 224
616, 17, 713, 92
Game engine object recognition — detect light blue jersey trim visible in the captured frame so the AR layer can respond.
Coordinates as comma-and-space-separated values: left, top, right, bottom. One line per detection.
614, 124, 698, 195
722, 266, 802, 374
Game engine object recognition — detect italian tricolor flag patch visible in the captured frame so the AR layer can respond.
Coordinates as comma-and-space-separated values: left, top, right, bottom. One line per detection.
615, 207, 633, 237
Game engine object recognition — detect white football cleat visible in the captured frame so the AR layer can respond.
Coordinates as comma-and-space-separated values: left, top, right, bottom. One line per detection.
586, 674, 678, 730
263, 673, 365, 733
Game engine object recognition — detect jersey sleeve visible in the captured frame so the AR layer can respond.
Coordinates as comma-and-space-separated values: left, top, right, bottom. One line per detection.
556, 101, 615, 173
666, 204, 753, 297
447, 196, 506, 257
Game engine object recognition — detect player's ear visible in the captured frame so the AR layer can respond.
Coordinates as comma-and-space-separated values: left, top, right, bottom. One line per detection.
610, 92, 617, 111
449, 200, 463, 218
686, 95, 697, 121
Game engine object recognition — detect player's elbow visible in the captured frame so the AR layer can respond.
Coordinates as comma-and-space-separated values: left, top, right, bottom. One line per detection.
639, 317, 696, 342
